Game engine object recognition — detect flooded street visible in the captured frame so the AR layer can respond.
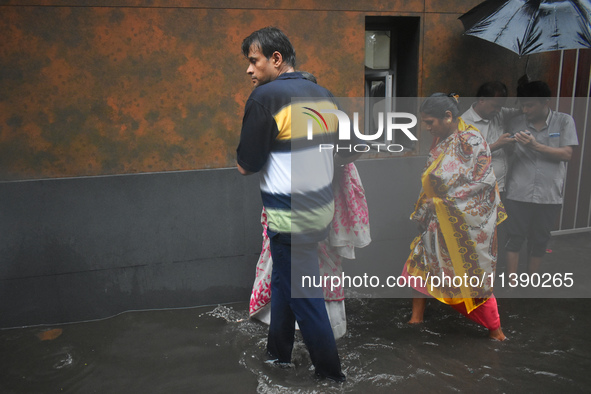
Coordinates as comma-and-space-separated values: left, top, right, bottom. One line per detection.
1, 297, 590, 393
1, 233, 590, 393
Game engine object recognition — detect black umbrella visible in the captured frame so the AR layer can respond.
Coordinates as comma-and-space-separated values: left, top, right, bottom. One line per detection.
460, 0, 591, 56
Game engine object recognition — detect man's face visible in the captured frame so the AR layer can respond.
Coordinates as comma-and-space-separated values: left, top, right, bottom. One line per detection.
520, 99, 549, 122
246, 45, 277, 88
476, 96, 506, 120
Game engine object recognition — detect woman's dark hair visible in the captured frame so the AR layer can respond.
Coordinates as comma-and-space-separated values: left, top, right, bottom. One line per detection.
241, 27, 296, 68
420, 93, 460, 119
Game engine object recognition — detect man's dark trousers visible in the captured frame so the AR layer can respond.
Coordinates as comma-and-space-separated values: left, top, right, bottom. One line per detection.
267, 234, 344, 380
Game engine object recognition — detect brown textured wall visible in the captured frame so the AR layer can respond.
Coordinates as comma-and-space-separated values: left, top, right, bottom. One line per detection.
0, 5, 367, 180
0, 1, 562, 180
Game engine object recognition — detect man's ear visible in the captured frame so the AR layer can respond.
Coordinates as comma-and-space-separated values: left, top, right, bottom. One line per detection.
271, 51, 283, 68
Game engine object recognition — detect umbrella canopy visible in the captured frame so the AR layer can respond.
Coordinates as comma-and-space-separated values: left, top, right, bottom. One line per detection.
460, 0, 591, 56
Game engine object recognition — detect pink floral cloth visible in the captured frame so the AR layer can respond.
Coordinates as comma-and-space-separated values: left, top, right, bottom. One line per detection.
249, 163, 371, 317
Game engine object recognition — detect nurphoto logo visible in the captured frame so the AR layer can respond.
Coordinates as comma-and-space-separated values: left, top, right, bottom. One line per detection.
304, 108, 418, 153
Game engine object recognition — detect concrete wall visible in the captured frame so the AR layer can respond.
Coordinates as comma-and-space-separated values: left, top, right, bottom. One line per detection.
0, 168, 260, 327
0, 157, 424, 328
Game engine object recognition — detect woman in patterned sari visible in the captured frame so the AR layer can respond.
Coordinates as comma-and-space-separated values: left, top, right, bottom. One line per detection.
403, 93, 506, 341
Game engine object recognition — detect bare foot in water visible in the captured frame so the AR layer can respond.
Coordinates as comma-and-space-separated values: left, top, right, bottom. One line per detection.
489, 327, 506, 341
407, 297, 426, 324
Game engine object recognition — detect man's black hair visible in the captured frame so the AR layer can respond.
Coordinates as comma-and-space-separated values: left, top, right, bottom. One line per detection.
476, 81, 508, 98
241, 27, 296, 68
517, 80, 552, 99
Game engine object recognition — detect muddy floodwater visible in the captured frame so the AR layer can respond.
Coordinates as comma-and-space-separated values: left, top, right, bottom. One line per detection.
1, 233, 590, 393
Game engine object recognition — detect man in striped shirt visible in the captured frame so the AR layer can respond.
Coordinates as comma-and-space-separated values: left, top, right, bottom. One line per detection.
237, 27, 354, 382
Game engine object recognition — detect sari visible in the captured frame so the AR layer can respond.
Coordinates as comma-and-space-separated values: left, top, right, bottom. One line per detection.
404, 119, 506, 317
249, 163, 371, 339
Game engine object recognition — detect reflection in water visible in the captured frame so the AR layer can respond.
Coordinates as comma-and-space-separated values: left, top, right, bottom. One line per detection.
1, 297, 590, 393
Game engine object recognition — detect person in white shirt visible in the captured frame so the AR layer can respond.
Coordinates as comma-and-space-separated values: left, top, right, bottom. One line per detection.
461, 81, 519, 195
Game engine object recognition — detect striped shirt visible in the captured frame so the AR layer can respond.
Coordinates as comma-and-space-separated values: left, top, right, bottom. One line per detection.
237, 72, 339, 243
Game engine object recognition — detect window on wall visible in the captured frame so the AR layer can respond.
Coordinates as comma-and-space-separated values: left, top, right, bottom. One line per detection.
365, 16, 420, 150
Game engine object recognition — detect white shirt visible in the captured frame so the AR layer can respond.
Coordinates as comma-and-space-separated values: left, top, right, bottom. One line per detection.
461, 105, 519, 192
